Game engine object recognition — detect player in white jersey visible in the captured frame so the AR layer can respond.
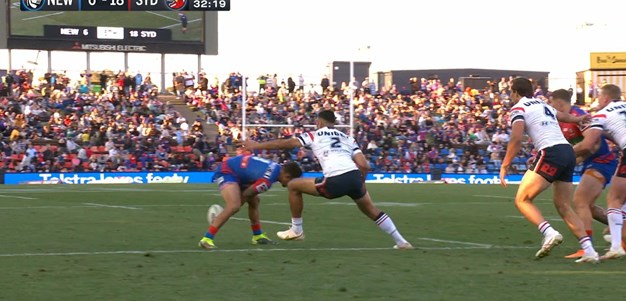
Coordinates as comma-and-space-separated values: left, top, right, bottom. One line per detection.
499, 78, 599, 263
243, 110, 412, 249
574, 84, 626, 259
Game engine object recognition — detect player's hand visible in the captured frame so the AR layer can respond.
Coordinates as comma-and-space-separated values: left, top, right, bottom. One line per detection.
577, 114, 592, 124
499, 165, 509, 188
244, 195, 260, 205
526, 156, 536, 166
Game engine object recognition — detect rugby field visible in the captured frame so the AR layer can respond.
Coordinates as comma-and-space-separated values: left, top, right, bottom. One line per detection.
0, 183, 622, 301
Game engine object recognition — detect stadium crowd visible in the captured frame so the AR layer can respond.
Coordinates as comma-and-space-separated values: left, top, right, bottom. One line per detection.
190, 74, 551, 174
0, 70, 220, 173
0, 69, 565, 175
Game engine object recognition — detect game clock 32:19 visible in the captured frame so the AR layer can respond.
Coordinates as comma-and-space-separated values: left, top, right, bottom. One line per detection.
192, 0, 230, 11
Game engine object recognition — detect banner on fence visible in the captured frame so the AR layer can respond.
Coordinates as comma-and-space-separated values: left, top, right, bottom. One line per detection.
3, 172, 214, 185
364, 173, 581, 185
3, 172, 582, 185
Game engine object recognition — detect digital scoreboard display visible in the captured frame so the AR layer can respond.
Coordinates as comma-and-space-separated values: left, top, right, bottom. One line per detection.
20, 0, 230, 11
43, 25, 173, 42
9, 0, 222, 54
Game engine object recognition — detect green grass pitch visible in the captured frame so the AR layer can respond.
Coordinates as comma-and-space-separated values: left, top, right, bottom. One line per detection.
9, 0, 204, 41
0, 183, 623, 301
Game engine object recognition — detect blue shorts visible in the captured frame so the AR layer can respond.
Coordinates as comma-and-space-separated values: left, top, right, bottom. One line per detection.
212, 165, 239, 189
582, 160, 618, 187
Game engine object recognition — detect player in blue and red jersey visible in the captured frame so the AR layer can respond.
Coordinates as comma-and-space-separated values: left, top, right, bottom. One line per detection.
199, 155, 303, 249
549, 89, 618, 259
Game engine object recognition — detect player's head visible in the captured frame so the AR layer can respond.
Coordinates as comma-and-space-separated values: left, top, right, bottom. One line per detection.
510, 77, 533, 103
597, 84, 622, 110
278, 162, 303, 187
549, 89, 572, 113
316, 110, 336, 128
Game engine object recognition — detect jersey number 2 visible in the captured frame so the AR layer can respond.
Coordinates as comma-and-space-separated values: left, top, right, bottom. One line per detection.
330, 137, 341, 148
543, 106, 556, 120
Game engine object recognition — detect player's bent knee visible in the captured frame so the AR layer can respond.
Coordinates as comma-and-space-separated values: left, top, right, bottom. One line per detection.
224, 203, 241, 214
514, 194, 533, 205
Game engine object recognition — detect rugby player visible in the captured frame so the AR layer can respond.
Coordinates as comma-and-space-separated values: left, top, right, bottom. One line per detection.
575, 84, 626, 259
548, 89, 617, 259
499, 78, 599, 263
243, 110, 413, 249
198, 155, 303, 249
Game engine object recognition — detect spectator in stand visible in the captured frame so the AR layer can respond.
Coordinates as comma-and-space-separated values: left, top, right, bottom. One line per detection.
320, 75, 330, 92
491, 129, 510, 144
298, 74, 305, 92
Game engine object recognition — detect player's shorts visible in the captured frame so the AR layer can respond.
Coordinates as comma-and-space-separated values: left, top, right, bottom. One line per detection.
616, 148, 626, 178
212, 163, 239, 189
582, 160, 618, 187
529, 144, 576, 183
314, 170, 367, 200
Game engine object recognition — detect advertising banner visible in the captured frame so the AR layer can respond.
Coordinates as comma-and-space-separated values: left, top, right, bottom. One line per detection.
3, 172, 582, 185
3, 172, 214, 185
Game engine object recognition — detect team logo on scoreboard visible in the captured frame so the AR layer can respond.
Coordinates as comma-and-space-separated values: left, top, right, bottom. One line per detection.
165, 0, 187, 10
22, 0, 44, 11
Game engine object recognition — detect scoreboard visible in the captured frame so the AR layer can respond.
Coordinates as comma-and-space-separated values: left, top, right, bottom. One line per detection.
20, 0, 230, 11
9, 0, 222, 54
44, 25, 173, 42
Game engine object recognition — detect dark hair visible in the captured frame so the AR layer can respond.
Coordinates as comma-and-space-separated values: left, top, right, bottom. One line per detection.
318, 110, 336, 123
282, 162, 303, 178
510, 77, 533, 98
551, 89, 571, 102
601, 84, 622, 100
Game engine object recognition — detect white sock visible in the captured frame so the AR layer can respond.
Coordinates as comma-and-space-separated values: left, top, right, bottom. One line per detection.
375, 212, 407, 245
291, 217, 303, 233
607, 208, 623, 250
578, 236, 595, 254
538, 221, 557, 237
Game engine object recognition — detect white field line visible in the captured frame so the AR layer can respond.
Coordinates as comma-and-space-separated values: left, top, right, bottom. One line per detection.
229, 218, 500, 248
0, 205, 97, 210
417, 237, 493, 248
83, 203, 141, 210
85, 188, 217, 192
22, 12, 64, 21
210, 193, 277, 197
0, 204, 220, 210
0, 245, 535, 258
474, 194, 551, 202
0, 201, 535, 210
0, 194, 38, 200
160, 19, 201, 29
145, 11, 179, 21
230, 217, 291, 226
505, 215, 564, 222
286, 201, 529, 206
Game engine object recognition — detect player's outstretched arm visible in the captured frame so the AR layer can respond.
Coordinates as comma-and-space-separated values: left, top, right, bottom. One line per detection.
244, 138, 302, 151
573, 128, 602, 161
556, 111, 590, 124
500, 121, 525, 187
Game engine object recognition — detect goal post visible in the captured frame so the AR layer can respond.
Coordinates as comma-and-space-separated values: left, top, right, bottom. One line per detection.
239, 74, 355, 141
